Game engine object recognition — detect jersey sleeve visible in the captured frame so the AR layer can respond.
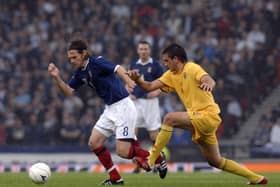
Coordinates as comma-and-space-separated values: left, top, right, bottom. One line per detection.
95, 57, 116, 74
191, 63, 209, 82
68, 73, 84, 90
158, 71, 175, 92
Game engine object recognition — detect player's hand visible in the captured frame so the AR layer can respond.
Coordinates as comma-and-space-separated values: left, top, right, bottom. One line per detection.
127, 70, 141, 81
126, 80, 136, 93
199, 82, 213, 92
48, 63, 60, 78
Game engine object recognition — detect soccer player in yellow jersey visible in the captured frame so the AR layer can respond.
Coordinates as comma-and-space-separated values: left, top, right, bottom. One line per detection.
128, 43, 267, 185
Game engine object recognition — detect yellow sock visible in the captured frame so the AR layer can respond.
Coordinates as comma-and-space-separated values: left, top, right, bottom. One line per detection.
219, 158, 263, 182
148, 124, 173, 166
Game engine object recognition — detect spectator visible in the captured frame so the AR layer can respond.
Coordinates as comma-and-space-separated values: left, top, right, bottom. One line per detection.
59, 112, 81, 145
270, 117, 280, 145
8, 117, 25, 145
42, 109, 59, 145
79, 108, 95, 146
25, 114, 43, 145
63, 94, 84, 115
251, 108, 274, 146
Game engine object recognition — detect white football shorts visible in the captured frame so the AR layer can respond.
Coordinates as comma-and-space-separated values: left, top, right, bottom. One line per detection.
94, 96, 137, 139
134, 98, 161, 131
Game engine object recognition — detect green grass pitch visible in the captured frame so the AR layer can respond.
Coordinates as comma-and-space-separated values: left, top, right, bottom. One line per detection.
0, 172, 278, 187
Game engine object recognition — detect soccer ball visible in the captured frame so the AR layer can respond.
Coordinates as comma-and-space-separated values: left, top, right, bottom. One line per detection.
28, 162, 51, 184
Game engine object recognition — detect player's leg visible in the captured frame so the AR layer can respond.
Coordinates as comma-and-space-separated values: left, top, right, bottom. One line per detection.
132, 99, 143, 173
144, 98, 161, 142
115, 134, 151, 171
113, 97, 166, 172
115, 139, 149, 158
133, 97, 161, 173
132, 127, 141, 173
148, 129, 160, 173
192, 111, 267, 185
131, 129, 158, 173
142, 98, 169, 177
111, 97, 152, 171
88, 128, 123, 185
115, 137, 167, 175
148, 112, 192, 166
198, 137, 267, 184
148, 129, 159, 142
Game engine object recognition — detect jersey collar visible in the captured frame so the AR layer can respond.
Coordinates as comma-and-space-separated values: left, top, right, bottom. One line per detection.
136, 57, 153, 65
81, 58, 90, 71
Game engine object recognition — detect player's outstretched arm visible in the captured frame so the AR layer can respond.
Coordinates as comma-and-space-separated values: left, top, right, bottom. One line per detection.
48, 63, 74, 96
127, 70, 164, 92
136, 79, 163, 92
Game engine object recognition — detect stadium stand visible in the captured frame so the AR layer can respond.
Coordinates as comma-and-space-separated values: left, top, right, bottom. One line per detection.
0, 0, 279, 161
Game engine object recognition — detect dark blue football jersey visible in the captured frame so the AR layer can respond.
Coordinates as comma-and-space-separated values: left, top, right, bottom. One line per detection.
68, 56, 129, 105
130, 58, 163, 98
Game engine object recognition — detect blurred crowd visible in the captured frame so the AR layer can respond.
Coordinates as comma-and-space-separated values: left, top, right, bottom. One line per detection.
0, 0, 279, 147
250, 102, 280, 157
251, 102, 280, 147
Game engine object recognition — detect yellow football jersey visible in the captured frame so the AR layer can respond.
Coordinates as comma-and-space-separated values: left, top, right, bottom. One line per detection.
159, 62, 220, 114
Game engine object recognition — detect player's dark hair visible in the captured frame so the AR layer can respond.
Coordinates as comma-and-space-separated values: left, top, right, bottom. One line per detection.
68, 40, 88, 53
68, 40, 89, 59
162, 43, 188, 63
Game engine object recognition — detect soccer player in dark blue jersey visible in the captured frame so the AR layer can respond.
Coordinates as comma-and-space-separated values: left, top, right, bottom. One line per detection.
130, 41, 165, 174
130, 41, 163, 138
48, 40, 166, 185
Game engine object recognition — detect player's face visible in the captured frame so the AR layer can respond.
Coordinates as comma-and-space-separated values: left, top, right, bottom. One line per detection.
162, 53, 178, 73
137, 44, 151, 61
67, 50, 86, 68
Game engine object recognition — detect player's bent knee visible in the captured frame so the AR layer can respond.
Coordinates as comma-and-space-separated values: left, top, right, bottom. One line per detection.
163, 113, 176, 126
88, 138, 102, 150
88, 140, 95, 150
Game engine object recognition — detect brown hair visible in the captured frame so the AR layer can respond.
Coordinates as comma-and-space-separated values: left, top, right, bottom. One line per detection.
68, 40, 89, 59
162, 43, 188, 62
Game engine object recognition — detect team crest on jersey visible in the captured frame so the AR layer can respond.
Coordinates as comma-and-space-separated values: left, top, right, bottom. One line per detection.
147, 67, 152, 73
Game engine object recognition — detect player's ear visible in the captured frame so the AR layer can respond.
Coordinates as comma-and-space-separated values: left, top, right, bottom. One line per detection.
82, 50, 89, 60
173, 56, 180, 63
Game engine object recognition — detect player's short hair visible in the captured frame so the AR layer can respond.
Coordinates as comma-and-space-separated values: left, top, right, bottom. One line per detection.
138, 40, 151, 47
68, 40, 88, 53
162, 43, 188, 62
